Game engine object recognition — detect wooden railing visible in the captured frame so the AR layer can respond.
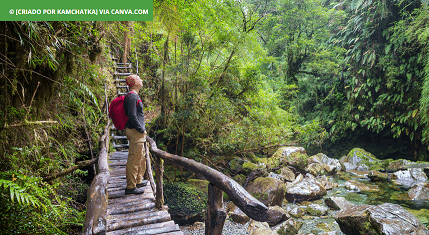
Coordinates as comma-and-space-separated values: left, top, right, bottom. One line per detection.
146, 136, 273, 235
82, 121, 275, 235
82, 120, 111, 235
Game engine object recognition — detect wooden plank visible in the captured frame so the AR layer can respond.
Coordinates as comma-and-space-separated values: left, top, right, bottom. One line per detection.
158, 232, 184, 235
106, 221, 180, 235
108, 197, 154, 209
157, 232, 184, 235
108, 193, 154, 205
107, 202, 156, 215
107, 211, 171, 231
107, 208, 167, 221
107, 188, 155, 199
110, 162, 127, 167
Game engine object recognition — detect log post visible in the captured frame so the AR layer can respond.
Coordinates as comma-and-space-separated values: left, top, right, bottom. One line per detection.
145, 141, 156, 194
154, 153, 164, 209
205, 183, 226, 235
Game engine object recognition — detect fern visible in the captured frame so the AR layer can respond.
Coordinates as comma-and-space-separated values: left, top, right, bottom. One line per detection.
0, 173, 45, 211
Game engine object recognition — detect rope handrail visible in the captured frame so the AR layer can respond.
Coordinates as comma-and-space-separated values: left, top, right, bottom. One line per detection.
146, 136, 270, 222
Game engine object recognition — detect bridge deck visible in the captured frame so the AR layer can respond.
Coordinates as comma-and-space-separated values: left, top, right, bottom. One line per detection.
106, 151, 183, 235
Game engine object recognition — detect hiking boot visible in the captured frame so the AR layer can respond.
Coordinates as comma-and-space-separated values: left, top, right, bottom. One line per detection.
136, 180, 148, 188
125, 187, 145, 195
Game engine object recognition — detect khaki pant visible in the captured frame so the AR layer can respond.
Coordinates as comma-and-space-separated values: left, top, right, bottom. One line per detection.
125, 128, 147, 189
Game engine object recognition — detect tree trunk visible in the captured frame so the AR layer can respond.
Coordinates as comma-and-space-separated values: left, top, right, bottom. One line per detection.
122, 21, 130, 64
160, 36, 169, 125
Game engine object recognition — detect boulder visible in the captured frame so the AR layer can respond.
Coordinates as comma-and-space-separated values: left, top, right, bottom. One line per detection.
335, 203, 429, 235
245, 177, 285, 206
243, 161, 260, 174
368, 170, 390, 182
342, 162, 358, 171
308, 153, 342, 173
164, 182, 207, 225
267, 206, 289, 226
324, 197, 354, 211
305, 163, 330, 176
408, 182, 429, 201
226, 202, 250, 224
347, 169, 369, 178
316, 175, 338, 190
267, 147, 307, 169
285, 205, 306, 218
232, 174, 246, 185
268, 171, 285, 182
285, 175, 327, 202
340, 148, 381, 171
280, 166, 296, 182
229, 158, 244, 173
247, 221, 275, 235
274, 218, 303, 235
344, 180, 379, 193
307, 203, 329, 216
391, 168, 428, 189
321, 231, 342, 235
388, 159, 413, 171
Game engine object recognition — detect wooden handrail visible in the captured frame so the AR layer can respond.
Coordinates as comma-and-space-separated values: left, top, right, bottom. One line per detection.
82, 120, 111, 235
146, 136, 270, 222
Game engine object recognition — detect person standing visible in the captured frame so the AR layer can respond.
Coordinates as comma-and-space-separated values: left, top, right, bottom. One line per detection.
124, 74, 147, 194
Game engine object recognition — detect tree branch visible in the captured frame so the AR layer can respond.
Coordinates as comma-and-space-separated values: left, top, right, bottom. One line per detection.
43, 158, 98, 182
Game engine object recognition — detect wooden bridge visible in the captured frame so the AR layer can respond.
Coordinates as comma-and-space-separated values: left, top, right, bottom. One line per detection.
82, 122, 276, 235
104, 150, 182, 235
82, 61, 277, 235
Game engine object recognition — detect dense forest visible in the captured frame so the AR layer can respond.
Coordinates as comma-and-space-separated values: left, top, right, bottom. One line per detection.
1, 0, 429, 233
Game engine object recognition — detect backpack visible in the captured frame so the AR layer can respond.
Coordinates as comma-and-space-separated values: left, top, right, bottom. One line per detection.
109, 91, 135, 130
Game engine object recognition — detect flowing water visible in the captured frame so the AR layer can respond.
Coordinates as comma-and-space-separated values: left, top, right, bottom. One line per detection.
284, 171, 429, 234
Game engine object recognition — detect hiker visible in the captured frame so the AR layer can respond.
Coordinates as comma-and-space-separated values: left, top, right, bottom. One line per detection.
124, 74, 147, 194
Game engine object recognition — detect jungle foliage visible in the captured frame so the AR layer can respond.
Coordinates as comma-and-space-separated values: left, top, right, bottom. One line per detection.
1, 0, 429, 233
0, 21, 117, 234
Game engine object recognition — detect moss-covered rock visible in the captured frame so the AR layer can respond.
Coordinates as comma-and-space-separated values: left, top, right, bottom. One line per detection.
335, 203, 429, 234
164, 181, 207, 225
264, 147, 307, 169
388, 159, 413, 171
248, 221, 276, 235
408, 182, 429, 201
229, 158, 244, 173
233, 174, 247, 185
367, 170, 390, 182
340, 148, 383, 171
280, 167, 296, 182
285, 176, 327, 203
226, 202, 250, 224
243, 161, 260, 175
275, 218, 303, 235
306, 203, 329, 216
344, 180, 380, 193
245, 177, 285, 207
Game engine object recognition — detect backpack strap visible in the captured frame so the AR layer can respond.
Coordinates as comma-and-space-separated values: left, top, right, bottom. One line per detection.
125, 91, 139, 107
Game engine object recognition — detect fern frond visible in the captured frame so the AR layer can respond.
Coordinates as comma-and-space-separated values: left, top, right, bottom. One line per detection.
0, 177, 42, 209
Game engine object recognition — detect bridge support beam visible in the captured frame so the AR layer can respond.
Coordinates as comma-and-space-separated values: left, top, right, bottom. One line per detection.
205, 183, 226, 235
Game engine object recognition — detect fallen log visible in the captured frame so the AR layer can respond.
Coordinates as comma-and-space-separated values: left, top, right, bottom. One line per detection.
43, 158, 98, 182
